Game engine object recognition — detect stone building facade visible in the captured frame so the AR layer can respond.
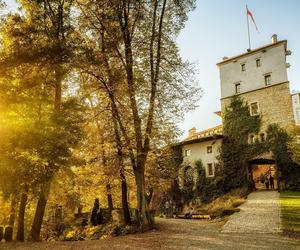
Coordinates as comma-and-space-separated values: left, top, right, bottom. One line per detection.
221, 82, 294, 133
178, 35, 297, 188
178, 126, 222, 188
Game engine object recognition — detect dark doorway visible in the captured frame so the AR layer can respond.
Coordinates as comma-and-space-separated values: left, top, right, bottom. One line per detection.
249, 159, 277, 190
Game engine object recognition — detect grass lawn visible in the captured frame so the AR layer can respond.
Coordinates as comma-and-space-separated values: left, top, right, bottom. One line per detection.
280, 191, 300, 238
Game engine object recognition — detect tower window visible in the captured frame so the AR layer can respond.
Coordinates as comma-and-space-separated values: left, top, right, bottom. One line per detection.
207, 146, 212, 154
235, 83, 241, 94
241, 63, 246, 71
250, 102, 259, 116
185, 149, 191, 157
264, 74, 271, 86
249, 135, 255, 144
260, 133, 265, 142
256, 59, 261, 67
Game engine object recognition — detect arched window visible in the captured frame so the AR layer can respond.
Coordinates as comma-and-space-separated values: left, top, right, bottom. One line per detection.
260, 133, 265, 142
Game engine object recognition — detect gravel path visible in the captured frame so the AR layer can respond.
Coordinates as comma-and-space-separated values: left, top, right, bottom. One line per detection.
1, 217, 299, 250
221, 190, 282, 233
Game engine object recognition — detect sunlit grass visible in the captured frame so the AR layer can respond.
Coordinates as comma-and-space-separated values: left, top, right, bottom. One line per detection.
196, 188, 247, 218
280, 191, 300, 237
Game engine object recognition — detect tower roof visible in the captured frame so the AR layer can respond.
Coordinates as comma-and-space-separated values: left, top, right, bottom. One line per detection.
216, 40, 287, 66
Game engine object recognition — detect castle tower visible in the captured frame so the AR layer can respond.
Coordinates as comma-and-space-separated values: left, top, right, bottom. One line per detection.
217, 35, 295, 136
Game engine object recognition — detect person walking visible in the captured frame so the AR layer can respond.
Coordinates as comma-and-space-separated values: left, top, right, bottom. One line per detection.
164, 200, 170, 218
265, 176, 269, 189
269, 175, 275, 189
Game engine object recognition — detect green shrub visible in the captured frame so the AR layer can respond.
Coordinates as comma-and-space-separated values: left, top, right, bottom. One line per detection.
195, 160, 206, 194
201, 179, 217, 203
63, 222, 136, 241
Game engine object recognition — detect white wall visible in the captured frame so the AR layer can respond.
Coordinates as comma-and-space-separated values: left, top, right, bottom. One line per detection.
292, 93, 300, 126
219, 43, 288, 99
181, 138, 222, 178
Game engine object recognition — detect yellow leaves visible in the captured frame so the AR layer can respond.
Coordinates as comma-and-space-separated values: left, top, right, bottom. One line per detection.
65, 230, 76, 239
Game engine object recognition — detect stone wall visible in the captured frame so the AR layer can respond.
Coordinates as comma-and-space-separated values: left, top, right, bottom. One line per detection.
221, 82, 295, 133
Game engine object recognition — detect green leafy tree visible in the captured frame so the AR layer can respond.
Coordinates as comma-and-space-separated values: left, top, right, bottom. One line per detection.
266, 124, 300, 190
288, 126, 300, 165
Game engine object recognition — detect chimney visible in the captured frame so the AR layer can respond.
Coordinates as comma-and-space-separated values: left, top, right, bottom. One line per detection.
271, 34, 278, 44
188, 127, 196, 137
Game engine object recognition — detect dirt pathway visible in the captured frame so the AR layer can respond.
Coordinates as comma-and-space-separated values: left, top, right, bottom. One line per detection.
222, 190, 282, 233
1, 217, 299, 250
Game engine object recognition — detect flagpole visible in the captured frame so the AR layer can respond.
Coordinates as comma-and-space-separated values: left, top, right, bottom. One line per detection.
246, 5, 251, 50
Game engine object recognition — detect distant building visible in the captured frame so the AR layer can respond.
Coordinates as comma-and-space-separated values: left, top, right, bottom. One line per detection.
292, 92, 300, 126
178, 125, 222, 188
177, 35, 297, 190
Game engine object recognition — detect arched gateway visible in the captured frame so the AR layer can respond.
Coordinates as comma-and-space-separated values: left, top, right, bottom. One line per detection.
248, 153, 278, 190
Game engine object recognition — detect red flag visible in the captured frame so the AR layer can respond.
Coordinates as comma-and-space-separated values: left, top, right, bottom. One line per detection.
246, 6, 259, 32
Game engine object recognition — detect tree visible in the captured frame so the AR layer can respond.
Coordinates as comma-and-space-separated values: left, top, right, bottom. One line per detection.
0, 0, 86, 240
144, 145, 181, 207
0, 0, 201, 236
267, 124, 300, 190
76, 0, 200, 228
288, 126, 300, 165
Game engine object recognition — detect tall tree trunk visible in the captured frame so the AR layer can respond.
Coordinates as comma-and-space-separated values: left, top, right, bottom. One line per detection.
8, 196, 17, 227
29, 64, 61, 242
112, 114, 131, 225
29, 181, 51, 241
146, 187, 153, 206
134, 166, 153, 229
117, 0, 167, 229
16, 185, 29, 241
54, 65, 63, 113
120, 169, 131, 225
106, 184, 114, 212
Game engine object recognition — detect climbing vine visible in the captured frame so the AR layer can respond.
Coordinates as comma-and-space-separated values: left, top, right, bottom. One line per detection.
218, 96, 264, 192
195, 160, 219, 203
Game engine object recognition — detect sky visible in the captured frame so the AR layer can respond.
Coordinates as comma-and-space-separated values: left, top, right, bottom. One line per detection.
3, 0, 300, 139
177, 0, 300, 138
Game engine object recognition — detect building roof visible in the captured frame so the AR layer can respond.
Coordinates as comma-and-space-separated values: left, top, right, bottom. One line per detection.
216, 40, 287, 66
291, 92, 300, 96
179, 134, 223, 146
249, 152, 275, 164
177, 124, 223, 146
185, 124, 223, 141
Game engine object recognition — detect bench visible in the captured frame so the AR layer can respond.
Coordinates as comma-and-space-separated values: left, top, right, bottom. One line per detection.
177, 214, 211, 220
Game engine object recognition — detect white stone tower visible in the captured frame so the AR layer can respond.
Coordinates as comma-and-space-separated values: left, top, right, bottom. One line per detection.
217, 35, 295, 137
